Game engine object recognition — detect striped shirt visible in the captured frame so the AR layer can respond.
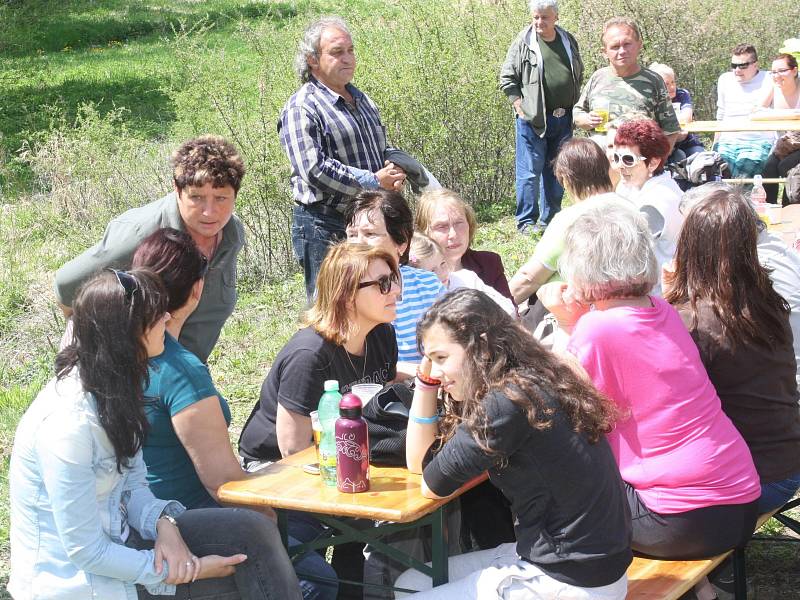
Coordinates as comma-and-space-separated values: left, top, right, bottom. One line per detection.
395, 265, 445, 362
278, 77, 388, 212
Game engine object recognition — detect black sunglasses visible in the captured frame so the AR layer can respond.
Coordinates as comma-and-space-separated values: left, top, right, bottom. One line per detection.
358, 272, 400, 295
109, 269, 139, 302
730, 61, 754, 70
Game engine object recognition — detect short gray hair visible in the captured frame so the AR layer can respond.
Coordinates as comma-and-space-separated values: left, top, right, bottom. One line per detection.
559, 201, 658, 303
648, 62, 675, 79
529, 0, 558, 14
294, 16, 351, 83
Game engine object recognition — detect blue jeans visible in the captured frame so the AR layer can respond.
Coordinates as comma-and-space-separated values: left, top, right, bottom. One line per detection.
514, 113, 572, 230
759, 472, 800, 513
292, 204, 346, 301
187, 499, 338, 600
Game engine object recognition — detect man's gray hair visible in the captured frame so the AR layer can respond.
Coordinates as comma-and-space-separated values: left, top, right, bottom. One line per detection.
294, 16, 351, 83
559, 201, 658, 303
529, 0, 558, 14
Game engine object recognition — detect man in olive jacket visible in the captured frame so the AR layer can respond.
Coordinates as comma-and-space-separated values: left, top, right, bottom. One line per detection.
500, 0, 583, 234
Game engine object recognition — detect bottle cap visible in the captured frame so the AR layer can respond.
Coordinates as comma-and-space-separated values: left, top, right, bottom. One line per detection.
324, 380, 339, 392
339, 392, 363, 417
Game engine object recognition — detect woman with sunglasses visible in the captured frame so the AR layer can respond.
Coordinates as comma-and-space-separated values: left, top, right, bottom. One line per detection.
612, 119, 684, 294
131, 229, 338, 600
759, 53, 800, 204
238, 242, 400, 467
9, 268, 302, 600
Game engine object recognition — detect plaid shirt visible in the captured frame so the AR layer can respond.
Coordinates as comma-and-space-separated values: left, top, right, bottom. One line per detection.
278, 78, 388, 212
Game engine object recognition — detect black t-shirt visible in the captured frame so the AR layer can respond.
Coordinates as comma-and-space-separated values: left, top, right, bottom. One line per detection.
423, 386, 632, 588
238, 324, 397, 462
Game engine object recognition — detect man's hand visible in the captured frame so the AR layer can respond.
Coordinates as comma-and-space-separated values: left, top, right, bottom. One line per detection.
376, 161, 406, 191
512, 98, 525, 119
574, 111, 604, 131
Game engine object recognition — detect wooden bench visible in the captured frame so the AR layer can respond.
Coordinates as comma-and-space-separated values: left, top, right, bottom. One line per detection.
625, 511, 778, 599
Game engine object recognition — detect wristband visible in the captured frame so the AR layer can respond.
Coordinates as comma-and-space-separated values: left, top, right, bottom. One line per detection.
410, 413, 440, 424
416, 370, 441, 386
415, 377, 441, 391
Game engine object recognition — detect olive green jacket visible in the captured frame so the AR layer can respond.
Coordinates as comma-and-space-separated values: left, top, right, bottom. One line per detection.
499, 25, 583, 136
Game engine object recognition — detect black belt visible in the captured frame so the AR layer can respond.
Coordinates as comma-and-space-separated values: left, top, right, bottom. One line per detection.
300, 202, 342, 218
550, 108, 569, 117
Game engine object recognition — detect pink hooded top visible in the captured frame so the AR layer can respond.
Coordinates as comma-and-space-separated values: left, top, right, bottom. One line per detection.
568, 296, 761, 514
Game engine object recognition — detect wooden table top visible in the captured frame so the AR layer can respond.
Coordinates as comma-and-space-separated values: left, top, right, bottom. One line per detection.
684, 119, 800, 133
218, 447, 487, 523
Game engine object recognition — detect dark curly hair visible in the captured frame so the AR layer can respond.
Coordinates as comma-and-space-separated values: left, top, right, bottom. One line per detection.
170, 135, 245, 192
55, 268, 168, 471
614, 119, 671, 175
416, 289, 618, 455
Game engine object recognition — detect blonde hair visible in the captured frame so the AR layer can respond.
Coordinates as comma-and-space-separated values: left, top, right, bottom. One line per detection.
304, 242, 399, 345
409, 232, 446, 269
415, 188, 478, 246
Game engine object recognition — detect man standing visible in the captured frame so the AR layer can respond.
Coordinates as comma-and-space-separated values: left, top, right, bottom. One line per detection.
279, 17, 406, 300
500, 0, 583, 235
714, 43, 774, 178
54, 135, 246, 363
574, 17, 680, 146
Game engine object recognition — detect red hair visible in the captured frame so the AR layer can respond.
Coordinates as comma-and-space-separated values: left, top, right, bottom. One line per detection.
614, 119, 671, 174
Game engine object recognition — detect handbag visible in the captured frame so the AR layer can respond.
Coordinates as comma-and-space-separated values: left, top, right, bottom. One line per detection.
361, 381, 414, 466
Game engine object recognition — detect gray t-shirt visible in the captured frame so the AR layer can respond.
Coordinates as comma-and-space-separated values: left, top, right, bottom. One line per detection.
54, 192, 245, 362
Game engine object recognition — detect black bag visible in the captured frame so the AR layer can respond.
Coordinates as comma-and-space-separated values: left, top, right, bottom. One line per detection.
361, 382, 414, 466
786, 163, 800, 205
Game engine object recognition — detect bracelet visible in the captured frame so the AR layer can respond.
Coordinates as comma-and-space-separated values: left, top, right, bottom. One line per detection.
410, 413, 440, 424
416, 370, 441, 386
158, 514, 178, 528
415, 377, 440, 391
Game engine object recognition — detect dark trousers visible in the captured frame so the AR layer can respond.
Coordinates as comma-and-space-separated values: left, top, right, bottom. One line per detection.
763, 150, 800, 205
458, 480, 516, 551
131, 507, 302, 600
292, 204, 346, 301
625, 482, 759, 560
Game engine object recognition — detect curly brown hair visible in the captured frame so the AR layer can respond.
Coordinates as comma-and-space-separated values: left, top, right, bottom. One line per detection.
170, 135, 245, 192
416, 289, 618, 454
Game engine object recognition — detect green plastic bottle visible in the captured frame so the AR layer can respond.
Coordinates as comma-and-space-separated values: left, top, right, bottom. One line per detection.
317, 380, 341, 486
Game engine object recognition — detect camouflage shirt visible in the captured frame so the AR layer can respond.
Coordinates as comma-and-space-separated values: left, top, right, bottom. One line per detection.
574, 66, 680, 134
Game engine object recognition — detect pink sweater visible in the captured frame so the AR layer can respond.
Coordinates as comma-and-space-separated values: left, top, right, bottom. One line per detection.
568, 296, 761, 514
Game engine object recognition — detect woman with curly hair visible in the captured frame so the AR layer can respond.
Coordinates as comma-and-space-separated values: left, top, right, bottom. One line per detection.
395, 288, 632, 599
665, 186, 800, 513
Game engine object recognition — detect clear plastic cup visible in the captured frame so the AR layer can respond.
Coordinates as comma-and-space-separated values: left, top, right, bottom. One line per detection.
352, 383, 384, 406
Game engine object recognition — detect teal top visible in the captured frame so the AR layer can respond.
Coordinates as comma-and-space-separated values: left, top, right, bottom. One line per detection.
143, 334, 230, 508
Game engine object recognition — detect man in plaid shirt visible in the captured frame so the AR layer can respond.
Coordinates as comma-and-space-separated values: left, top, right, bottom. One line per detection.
279, 16, 406, 300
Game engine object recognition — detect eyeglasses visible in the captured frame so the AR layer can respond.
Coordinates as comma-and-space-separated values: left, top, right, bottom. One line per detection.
611, 151, 647, 167
730, 61, 754, 70
770, 67, 794, 76
358, 272, 400, 295
109, 269, 139, 302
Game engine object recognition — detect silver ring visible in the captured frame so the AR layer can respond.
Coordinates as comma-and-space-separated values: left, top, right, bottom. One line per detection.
185, 561, 193, 568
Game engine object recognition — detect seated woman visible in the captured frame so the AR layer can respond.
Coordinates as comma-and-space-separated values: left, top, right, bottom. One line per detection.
539, 201, 761, 559
395, 289, 631, 598
509, 138, 625, 307
131, 228, 337, 600
612, 119, 684, 295
345, 189, 444, 364
664, 187, 800, 513
9, 269, 301, 600
409, 232, 515, 315
414, 188, 513, 301
649, 62, 706, 163
759, 53, 800, 205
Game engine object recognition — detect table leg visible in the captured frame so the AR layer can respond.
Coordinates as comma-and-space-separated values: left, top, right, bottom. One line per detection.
277, 509, 289, 550
431, 506, 449, 586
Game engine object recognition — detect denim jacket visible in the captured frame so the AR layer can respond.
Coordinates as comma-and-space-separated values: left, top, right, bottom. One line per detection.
9, 370, 185, 600
499, 25, 583, 136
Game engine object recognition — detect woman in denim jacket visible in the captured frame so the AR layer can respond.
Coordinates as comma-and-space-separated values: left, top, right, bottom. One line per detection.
9, 269, 301, 600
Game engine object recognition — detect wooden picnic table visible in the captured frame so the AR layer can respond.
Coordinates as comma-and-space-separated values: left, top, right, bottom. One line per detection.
683, 119, 800, 133
218, 446, 487, 590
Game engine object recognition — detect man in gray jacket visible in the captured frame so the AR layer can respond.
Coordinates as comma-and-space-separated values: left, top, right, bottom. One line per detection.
500, 0, 583, 235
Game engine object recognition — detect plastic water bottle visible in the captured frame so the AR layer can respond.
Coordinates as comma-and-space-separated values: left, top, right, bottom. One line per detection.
336, 393, 370, 493
317, 380, 341, 486
751, 175, 769, 224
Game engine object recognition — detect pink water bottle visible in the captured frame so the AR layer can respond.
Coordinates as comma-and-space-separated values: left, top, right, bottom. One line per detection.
335, 393, 370, 493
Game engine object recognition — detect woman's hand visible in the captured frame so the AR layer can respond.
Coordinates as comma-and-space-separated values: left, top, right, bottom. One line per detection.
154, 517, 200, 584
537, 282, 588, 333
418, 355, 433, 379
196, 554, 248, 580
